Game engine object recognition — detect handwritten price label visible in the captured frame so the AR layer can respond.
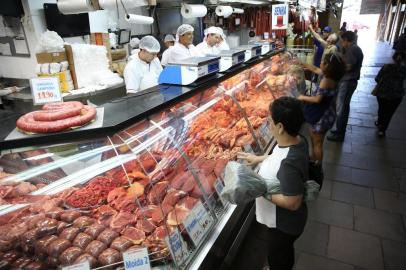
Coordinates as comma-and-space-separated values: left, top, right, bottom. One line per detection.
30, 77, 62, 105
183, 201, 213, 247
123, 247, 151, 270
62, 261, 90, 270
165, 228, 189, 266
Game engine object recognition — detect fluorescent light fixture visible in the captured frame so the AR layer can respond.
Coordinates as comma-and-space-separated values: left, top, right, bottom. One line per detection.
220, 0, 267, 5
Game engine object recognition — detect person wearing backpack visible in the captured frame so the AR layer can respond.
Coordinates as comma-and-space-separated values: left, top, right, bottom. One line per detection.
372, 51, 406, 137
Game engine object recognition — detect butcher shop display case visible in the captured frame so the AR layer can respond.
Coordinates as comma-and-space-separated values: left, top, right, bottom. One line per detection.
0, 50, 299, 269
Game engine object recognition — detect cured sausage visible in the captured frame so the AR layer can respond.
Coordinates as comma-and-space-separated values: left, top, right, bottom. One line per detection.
16, 105, 97, 133
42, 101, 83, 111
33, 101, 84, 121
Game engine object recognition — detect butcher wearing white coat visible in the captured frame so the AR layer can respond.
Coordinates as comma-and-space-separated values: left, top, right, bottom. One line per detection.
167, 24, 203, 64
196, 26, 222, 56
124, 36, 163, 94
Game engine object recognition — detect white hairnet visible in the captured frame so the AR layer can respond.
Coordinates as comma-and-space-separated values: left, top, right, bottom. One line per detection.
139, 36, 160, 53
217, 27, 226, 40
129, 37, 140, 48
164, 34, 175, 43
176, 24, 194, 41
206, 26, 222, 36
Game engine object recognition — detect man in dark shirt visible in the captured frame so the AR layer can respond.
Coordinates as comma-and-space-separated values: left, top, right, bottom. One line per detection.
328, 31, 364, 141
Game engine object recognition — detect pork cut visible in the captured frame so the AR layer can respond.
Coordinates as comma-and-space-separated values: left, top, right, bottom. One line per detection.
162, 189, 187, 206
136, 218, 157, 235
109, 211, 136, 232
121, 227, 145, 245
147, 181, 169, 204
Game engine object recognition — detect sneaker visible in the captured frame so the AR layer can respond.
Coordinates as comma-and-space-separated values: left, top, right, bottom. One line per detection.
378, 131, 385, 137
327, 134, 344, 142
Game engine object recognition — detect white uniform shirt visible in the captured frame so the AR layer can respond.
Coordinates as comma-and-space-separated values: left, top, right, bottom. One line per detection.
161, 47, 173, 66
123, 53, 163, 94
196, 41, 221, 56
217, 41, 230, 51
167, 42, 203, 64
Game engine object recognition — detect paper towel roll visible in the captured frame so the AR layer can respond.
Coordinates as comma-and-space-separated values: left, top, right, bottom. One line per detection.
233, 8, 244, 14
125, 14, 154, 25
216, 6, 233, 18
57, 0, 94, 15
181, 4, 207, 18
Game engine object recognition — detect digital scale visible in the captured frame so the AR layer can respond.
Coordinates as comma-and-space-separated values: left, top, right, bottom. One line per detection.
255, 41, 272, 55
237, 44, 262, 62
158, 56, 220, 85
213, 49, 246, 72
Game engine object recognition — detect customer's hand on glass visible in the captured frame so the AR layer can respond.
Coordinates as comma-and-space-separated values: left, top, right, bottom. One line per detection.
237, 152, 264, 166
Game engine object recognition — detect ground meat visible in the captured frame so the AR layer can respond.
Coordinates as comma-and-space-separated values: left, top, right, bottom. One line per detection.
59, 246, 82, 265
84, 224, 105, 239
73, 216, 95, 230
59, 227, 80, 242
35, 235, 58, 255
47, 238, 71, 257
60, 211, 81, 223
84, 240, 107, 258
98, 248, 121, 266
110, 237, 133, 252
72, 233, 93, 249
74, 253, 98, 268
96, 229, 119, 245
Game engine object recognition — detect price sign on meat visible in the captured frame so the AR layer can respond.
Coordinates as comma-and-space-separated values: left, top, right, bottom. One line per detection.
214, 178, 227, 206
165, 228, 188, 265
184, 201, 213, 246
30, 77, 62, 105
123, 247, 151, 270
62, 261, 90, 270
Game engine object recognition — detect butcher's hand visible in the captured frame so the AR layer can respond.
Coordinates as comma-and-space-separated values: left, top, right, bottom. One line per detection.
237, 152, 265, 166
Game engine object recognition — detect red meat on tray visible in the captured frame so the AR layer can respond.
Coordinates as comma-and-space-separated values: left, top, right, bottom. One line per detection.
98, 248, 121, 266
85, 240, 107, 258
97, 229, 119, 246
59, 227, 81, 242
136, 218, 157, 235
84, 224, 105, 239
60, 210, 81, 223
147, 181, 169, 204
73, 216, 96, 230
35, 235, 58, 256
110, 211, 136, 232
162, 189, 187, 206
59, 246, 82, 265
110, 237, 133, 252
47, 238, 71, 257
93, 205, 117, 227
121, 227, 145, 245
72, 233, 93, 249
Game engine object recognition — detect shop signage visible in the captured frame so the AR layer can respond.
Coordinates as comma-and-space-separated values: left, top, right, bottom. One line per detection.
272, 4, 288, 30
30, 77, 62, 105
183, 201, 213, 246
123, 247, 151, 270
165, 228, 189, 265
62, 262, 90, 270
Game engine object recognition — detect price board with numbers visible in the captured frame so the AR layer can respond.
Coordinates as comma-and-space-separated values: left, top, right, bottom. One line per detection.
183, 201, 214, 247
165, 228, 189, 266
30, 77, 62, 105
123, 247, 151, 270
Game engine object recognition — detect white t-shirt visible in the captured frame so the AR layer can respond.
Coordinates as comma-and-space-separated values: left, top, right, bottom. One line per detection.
161, 47, 173, 66
123, 53, 163, 94
167, 42, 203, 64
196, 41, 221, 56
217, 41, 230, 51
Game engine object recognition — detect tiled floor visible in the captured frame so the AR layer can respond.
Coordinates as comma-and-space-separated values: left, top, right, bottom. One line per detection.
294, 42, 406, 270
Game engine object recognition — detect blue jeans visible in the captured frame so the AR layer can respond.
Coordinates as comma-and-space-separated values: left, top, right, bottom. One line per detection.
332, 79, 358, 136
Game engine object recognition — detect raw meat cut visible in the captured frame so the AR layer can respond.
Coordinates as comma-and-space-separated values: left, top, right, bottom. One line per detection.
85, 240, 107, 258
84, 224, 105, 238
162, 189, 187, 206
110, 211, 136, 232
214, 159, 228, 179
47, 238, 71, 257
150, 226, 169, 241
139, 205, 158, 218
98, 248, 121, 266
110, 237, 132, 252
136, 218, 157, 235
191, 173, 216, 198
56, 221, 68, 235
147, 181, 169, 204
93, 205, 117, 227
166, 206, 191, 226
20, 228, 40, 253
59, 227, 80, 242
121, 227, 145, 245
170, 171, 192, 190
60, 210, 81, 223
72, 233, 93, 249
73, 216, 96, 229
181, 177, 195, 193
97, 229, 119, 245
35, 235, 58, 255
59, 246, 82, 265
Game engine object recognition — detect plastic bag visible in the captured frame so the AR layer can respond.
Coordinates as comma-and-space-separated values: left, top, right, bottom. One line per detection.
264, 180, 320, 202
36, 30, 64, 53
221, 161, 267, 205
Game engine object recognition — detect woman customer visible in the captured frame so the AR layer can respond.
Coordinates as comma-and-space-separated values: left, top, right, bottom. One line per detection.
298, 53, 346, 165
373, 51, 406, 137
232, 97, 308, 270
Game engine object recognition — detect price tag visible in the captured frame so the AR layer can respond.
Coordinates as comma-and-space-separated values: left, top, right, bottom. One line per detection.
30, 77, 62, 105
214, 178, 226, 206
183, 201, 213, 246
62, 262, 90, 270
165, 228, 188, 265
123, 247, 151, 270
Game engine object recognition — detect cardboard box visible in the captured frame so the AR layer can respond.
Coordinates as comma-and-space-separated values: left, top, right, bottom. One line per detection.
64, 44, 79, 90
36, 51, 67, 64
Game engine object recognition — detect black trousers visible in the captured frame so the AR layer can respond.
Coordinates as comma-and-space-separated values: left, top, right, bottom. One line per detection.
232, 221, 301, 270
377, 97, 403, 132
